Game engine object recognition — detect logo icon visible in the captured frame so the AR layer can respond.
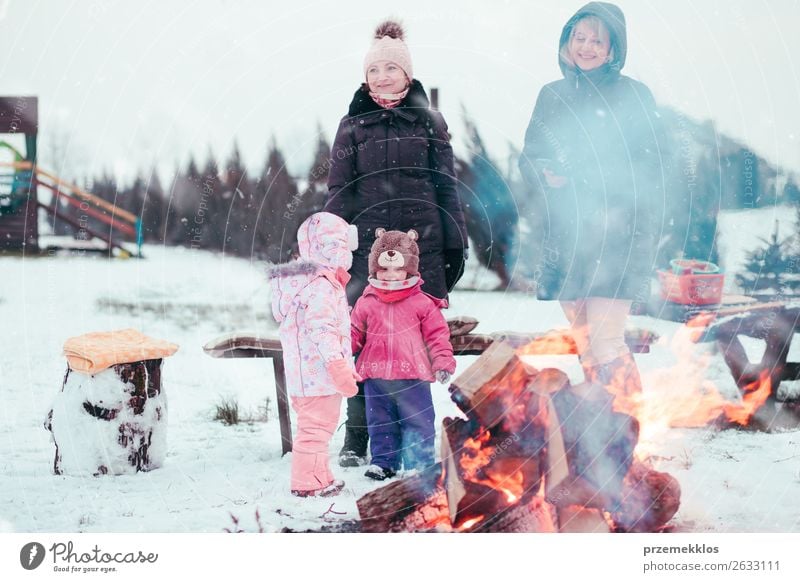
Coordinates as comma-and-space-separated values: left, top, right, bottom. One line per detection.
20, 542, 46, 570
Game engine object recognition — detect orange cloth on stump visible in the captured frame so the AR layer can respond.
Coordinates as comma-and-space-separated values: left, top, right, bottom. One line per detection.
63, 329, 179, 374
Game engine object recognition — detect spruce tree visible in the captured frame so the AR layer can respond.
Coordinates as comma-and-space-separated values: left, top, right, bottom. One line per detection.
460, 108, 517, 287
140, 168, 166, 244
199, 151, 225, 251
223, 141, 257, 258
735, 220, 799, 295
256, 138, 300, 263
303, 126, 332, 216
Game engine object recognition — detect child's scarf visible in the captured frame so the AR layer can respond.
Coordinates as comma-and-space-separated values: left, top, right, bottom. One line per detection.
367, 275, 421, 302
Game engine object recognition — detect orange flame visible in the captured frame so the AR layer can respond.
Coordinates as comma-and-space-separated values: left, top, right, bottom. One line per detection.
609, 324, 775, 459
458, 515, 485, 531
483, 466, 524, 503
459, 433, 526, 503
724, 371, 772, 425
516, 331, 577, 356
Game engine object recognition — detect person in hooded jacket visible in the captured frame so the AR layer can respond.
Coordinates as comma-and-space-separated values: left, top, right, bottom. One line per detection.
519, 2, 667, 397
269, 212, 361, 497
325, 19, 468, 467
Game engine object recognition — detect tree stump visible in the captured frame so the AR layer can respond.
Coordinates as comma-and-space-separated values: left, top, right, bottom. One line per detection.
44, 359, 168, 476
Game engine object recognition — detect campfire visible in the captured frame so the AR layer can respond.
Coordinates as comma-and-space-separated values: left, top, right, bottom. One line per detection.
357, 341, 681, 533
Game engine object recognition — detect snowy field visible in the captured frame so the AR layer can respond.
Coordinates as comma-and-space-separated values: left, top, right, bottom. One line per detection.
1, 208, 800, 533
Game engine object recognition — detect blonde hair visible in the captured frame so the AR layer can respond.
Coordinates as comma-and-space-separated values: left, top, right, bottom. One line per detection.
560, 16, 615, 67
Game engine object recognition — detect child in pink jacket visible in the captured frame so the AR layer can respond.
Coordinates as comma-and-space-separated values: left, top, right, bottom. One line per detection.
269, 212, 361, 497
351, 229, 456, 481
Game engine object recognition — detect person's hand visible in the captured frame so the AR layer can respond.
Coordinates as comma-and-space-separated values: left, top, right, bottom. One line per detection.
435, 370, 451, 384
543, 168, 568, 188
326, 359, 361, 397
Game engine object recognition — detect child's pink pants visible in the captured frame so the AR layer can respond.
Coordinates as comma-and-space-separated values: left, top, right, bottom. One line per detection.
290, 394, 342, 492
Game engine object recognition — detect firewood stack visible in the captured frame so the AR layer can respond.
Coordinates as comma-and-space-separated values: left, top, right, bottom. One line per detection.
356, 341, 681, 533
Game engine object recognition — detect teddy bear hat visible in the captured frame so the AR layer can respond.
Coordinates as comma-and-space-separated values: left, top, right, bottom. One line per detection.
368, 228, 420, 278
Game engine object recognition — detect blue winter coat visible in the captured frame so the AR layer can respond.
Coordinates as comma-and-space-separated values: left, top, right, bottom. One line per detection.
519, 2, 668, 301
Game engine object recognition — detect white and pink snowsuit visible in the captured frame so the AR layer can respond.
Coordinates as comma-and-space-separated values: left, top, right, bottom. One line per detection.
269, 212, 356, 492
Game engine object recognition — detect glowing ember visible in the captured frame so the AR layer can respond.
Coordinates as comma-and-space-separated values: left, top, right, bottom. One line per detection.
483, 467, 524, 503
458, 434, 527, 503
458, 515, 485, 531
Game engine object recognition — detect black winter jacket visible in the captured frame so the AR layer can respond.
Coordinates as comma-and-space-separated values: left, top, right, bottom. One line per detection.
519, 2, 667, 302
325, 80, 468, 303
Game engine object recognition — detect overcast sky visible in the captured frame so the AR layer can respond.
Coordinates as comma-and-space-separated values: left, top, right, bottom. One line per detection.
1, 0, 799, 183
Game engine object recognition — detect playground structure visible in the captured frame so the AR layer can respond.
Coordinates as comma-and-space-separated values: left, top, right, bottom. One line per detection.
0, 96, 141, 257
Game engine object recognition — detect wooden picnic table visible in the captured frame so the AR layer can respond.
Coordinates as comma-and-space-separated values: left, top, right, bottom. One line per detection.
693, 301, 800, 398
203, 326, 657, 456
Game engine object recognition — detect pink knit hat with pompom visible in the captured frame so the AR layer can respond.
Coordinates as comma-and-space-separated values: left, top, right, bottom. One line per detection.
363, 20, 413, 81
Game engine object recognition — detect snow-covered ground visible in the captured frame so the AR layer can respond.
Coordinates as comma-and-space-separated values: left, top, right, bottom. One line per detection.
2, 209, 800, 533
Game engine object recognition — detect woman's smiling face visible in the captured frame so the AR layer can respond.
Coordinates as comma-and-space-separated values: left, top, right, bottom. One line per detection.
366, 60, 408, 94
568, 18, 611, 71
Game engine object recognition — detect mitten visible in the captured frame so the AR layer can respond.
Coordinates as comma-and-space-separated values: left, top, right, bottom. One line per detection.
326, 359, 361, 397
435, 370, 451, 384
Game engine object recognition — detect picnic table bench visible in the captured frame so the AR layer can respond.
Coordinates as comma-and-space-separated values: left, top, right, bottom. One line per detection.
203, 320, 658, 455
693, 300, 800, 399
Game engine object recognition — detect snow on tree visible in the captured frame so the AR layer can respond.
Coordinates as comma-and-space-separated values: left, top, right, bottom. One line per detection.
735, 219, 800, 295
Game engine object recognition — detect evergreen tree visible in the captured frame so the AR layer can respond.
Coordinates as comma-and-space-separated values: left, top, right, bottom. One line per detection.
122, 176, 146, 243
460, 108, 517, 287
165, 156, 203, 246
140, 168, 166, 244
784, 175, 800, 204
302, 126, 332, 216
198, 151, 225, 251
223, 141, 256, 258
88, 171, 118, 241
256, 138, 300, 263
735, 219, 800, 294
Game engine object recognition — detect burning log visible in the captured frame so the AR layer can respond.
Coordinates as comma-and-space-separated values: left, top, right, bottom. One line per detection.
467, 496, 557, 533
448, 340, 536, 428
355, 343, 680, 533
612, 461, 682, 532
441, 417, 517, 528
356, 463, 450, 532
542, 378, 639, 510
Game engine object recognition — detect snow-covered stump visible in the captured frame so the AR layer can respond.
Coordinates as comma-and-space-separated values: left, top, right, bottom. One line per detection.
44, 359, 167, 476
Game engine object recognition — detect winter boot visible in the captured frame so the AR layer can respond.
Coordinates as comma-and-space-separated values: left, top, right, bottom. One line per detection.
364, 465, 396, 481
291, 479, 345, 498
338, 449, 368, 467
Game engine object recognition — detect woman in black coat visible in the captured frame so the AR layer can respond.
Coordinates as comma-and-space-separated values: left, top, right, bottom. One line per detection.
325, 20, 468, 466
519, 2, 666, 397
